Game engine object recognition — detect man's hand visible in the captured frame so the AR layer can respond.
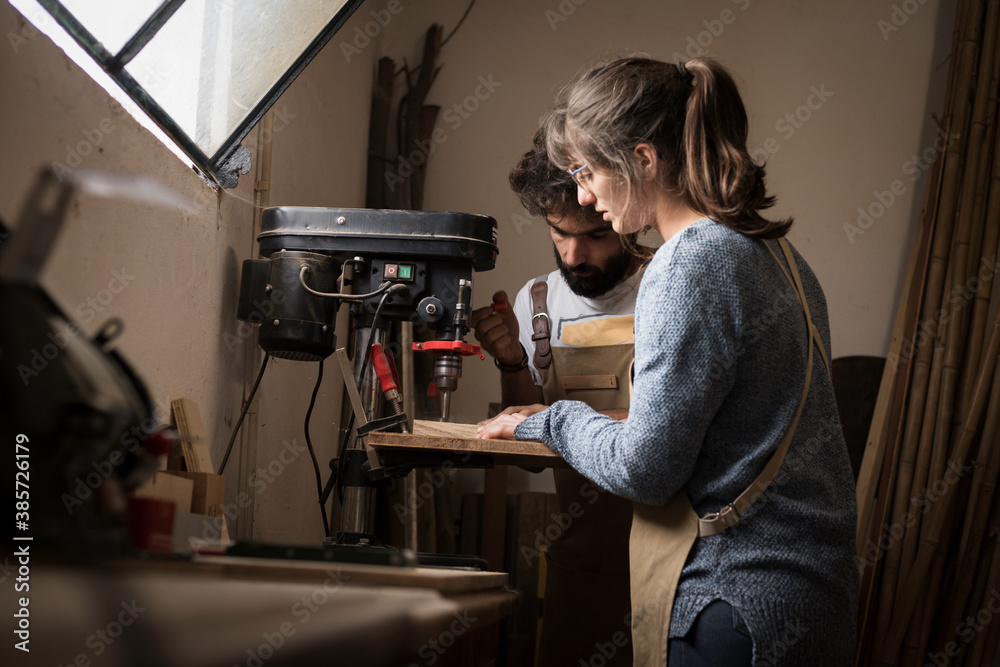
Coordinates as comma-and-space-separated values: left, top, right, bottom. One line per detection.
470, 290, 523, 365
476, 404, 547, 439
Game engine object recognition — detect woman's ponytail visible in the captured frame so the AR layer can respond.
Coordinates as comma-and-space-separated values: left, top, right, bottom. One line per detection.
681, 58, 791, 238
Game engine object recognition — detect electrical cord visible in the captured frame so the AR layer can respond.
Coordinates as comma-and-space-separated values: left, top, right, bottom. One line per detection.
218, 354, 270, 475
304, 360, 330, 537
299, 266, 392, 301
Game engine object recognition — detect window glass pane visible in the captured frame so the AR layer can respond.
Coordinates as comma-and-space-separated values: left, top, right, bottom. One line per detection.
126, 0, 348, 159
59, 0, 163, 55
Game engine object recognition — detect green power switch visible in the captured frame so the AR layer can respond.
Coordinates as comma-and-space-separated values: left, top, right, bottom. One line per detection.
398, 264, 413, 280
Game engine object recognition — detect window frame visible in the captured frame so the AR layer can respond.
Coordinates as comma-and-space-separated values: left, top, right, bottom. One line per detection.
29, 0, 365, 188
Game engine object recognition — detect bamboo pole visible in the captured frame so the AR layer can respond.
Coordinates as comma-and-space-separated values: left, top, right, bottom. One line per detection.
856, 120, 950, 667
967, 499, 1000, 666
937, 0, 1000, 455
881, 293, 1000, 662
904, 546, 948, 665
877, 5, 982, 646
898, 339, 946, 586
943, 0, 974, 116
877, 273, 946, 643
957, 22, 1000, 427
952, 141, 1000, 632
875, 4, 988, 660
856, 148, 942, 545
946, 351, 1000, 645
936, 58, 1000, 659
898, 227, 959, 589
959, 542, 995, 667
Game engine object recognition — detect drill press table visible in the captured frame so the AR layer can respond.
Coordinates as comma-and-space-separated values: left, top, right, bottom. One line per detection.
367, 420, 571, 469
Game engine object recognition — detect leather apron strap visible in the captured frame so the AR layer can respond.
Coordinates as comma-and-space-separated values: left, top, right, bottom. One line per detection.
697, 238, 830, 536
530, 278, 552, 369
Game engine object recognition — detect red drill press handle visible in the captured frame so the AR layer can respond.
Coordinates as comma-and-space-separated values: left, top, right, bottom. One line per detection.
411, 340, 485, 360
370, 343, 398, 393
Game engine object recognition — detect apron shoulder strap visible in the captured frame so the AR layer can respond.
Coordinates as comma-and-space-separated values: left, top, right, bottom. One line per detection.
530, 275, 552, 369
698, 238, 831, 537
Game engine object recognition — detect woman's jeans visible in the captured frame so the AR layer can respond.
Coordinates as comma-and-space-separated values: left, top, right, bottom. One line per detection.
667, 599, 754, 666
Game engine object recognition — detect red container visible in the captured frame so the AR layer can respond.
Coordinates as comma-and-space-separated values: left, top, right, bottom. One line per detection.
127, 496, 175, 553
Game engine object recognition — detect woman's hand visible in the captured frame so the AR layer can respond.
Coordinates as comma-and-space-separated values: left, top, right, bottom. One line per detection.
476, 404, 547, 439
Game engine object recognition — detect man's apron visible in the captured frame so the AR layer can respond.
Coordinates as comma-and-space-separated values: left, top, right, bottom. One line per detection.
532, 280, 636, 666
627, 238, 830, 666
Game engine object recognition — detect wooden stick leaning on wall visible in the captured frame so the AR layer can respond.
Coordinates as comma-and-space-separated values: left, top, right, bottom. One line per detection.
398, 24, 442, 210
366, 57, 396, 210
171, 398, 215, 474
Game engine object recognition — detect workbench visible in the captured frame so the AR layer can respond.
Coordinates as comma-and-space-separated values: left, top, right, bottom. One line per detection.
13, 555, 518, 667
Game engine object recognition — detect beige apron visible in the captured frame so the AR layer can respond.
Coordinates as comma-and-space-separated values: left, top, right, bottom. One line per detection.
628, 239, 831, 667
533, 281, 636, 666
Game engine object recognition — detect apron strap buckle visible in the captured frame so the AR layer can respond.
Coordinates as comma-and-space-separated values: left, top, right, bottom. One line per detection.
698, 503, 742, 537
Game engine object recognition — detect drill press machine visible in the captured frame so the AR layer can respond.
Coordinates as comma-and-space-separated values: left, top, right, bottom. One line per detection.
237, 206, 497, 552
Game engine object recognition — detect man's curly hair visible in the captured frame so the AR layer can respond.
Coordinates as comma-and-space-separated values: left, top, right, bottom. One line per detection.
509, 129, 605, 223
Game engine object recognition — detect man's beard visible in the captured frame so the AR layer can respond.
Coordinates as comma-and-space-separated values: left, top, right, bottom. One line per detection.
554, 245, 633, 299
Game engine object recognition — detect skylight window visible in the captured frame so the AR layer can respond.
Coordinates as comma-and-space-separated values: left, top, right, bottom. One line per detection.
11, 0, 364, 188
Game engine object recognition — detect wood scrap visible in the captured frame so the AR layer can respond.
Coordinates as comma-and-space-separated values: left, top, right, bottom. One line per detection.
171, 398, 215, 474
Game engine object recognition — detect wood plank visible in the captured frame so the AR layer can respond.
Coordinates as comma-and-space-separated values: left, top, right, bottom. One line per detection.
368, 420, 568, 469
171, 398, 215, 474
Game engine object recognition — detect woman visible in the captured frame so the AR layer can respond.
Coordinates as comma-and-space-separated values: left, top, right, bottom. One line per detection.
477, 57, 858, 666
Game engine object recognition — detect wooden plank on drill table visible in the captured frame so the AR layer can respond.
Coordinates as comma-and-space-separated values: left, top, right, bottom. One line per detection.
367, 420, 568, 469
171, 398, 215, 474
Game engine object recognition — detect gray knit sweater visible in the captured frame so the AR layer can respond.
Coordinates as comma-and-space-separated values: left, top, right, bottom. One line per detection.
514, 219, 858, 666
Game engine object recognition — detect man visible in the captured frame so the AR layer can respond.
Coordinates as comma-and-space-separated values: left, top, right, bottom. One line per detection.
470, 130, 649, 666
